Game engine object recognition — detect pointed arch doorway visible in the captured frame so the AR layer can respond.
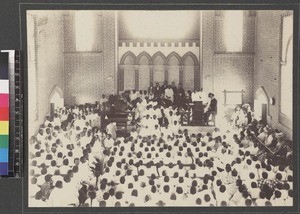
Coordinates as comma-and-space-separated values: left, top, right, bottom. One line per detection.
254, 86, 268, 124
49, 85, 64, 118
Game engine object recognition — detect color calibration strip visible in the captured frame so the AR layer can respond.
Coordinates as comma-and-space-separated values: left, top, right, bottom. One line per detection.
0, 52, 9, 176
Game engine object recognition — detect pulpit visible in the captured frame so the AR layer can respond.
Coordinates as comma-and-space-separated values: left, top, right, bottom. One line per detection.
190, 101, 205, 126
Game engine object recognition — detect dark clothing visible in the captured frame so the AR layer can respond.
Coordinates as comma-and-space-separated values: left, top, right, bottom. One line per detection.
78, 187, 88, 206
153, 86, 161, 98
100, 112, 109, 133
161, 84, 168, 93
177, 87, 185, 107
40, 182, 52, 200
148, 86, 154, 94
204, 98, 218, 125
247, 111, 252, 124
161, 98, 173, 108
67, 113, 74, 123
187, 91, 192, 104
172, 86, 178, 96
209, 98, 217, 113
178, 87, 185, 99
110, 105, 116, 116
108, 94, 117, 105
159, 116, 169, 128
272, 145, 289, 166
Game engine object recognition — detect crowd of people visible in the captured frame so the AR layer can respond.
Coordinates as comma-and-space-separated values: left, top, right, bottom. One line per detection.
28, 85, 293, 207
111, 81, 218, 126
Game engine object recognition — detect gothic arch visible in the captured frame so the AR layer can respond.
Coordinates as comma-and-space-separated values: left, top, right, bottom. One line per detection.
182, 51, 199, 65
120, 51, 136, 65
48, 85, 64, 116
48, 85, 64, 102
254, 86, 270, 124
182, 52, 200, 90
152, 51, 167, 65
255, 86, 269, 103
166, 52, 182, 65
136, 51, 151, 65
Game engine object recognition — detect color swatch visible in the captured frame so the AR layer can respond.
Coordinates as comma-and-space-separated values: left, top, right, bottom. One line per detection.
0, 53, 9, 175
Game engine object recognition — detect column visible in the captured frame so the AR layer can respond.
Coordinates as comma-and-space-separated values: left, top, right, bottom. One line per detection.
149, 65, 154, 84
164, 65, 169, 82
135, 65, 139, 90
194, 66, 200, 91
179, 65, 184, 85
118, 65, 124, 93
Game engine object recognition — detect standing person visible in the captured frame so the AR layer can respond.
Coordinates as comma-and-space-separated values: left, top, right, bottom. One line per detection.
171, 81, 178, 104
100, 114, 109, 134
108, 90, 117, 106
161, 80, 168, 93
204, 93, 217, 125
99, 94, 108, 110
153, 82, 161, 100
187, 90, 192, 103
165, 85, 174, 103
199, 88, 208, 105
148, 82, 154, 94
177, 83, 185, 108
130, 90, 138, 102
245, 105, 253, 125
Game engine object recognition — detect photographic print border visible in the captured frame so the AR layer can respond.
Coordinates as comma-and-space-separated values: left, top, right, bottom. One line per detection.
20, 1, 300, 213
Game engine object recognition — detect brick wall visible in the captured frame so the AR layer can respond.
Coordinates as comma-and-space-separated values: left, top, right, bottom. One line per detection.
63, 11, 115, 105
64, 53, 103, 105
102, 11, 116, 95
254, 10, 292, 138
213, 54, 254, 105
202, 11, 255, 105
27, 11, 64, 137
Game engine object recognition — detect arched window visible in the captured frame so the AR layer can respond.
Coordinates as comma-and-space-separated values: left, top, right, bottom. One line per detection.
182, 52, 198, 91
123, 54, 136, 90
280, 14, 293, 128
152, 52, 166, 85
119, 52, 136, 92
167, 52, 181, 85
280, 36, 292, 119
137, 52, 151, 90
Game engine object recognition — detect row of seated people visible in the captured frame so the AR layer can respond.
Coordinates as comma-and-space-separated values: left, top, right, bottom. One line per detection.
28, 99, 293, 207
229, 103, 292, 167
247, 121, 293, 167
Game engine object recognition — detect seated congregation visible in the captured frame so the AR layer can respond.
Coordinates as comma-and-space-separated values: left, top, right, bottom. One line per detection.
28, 87, 293, 207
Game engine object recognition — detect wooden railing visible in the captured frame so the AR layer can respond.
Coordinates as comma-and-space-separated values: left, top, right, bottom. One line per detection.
251, 134, 275, 155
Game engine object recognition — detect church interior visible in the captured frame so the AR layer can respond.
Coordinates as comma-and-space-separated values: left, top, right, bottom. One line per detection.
27, 10, 293, 207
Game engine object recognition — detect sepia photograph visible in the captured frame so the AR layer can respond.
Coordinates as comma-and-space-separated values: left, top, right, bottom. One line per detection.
26, 10, 293, 207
